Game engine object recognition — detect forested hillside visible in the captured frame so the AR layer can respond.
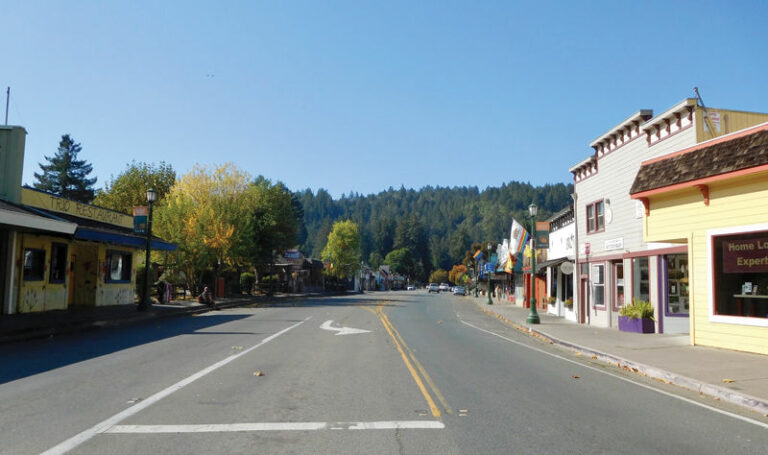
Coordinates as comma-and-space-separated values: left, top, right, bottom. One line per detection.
295, 181, 573, 279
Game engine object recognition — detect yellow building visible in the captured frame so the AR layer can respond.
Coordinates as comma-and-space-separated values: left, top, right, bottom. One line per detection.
630, 122, 768, 354
1, 125, 175, 314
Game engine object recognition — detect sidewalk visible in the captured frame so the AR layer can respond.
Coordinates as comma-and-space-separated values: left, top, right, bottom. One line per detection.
0, 293, 317, 345
467, 296, 768, 416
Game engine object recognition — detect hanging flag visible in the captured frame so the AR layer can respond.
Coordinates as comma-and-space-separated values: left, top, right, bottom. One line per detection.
473, 250, 483, 261
509, 219, 529, 256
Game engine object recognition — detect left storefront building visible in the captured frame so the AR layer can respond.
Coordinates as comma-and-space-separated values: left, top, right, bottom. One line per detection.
1, 125, 175, 314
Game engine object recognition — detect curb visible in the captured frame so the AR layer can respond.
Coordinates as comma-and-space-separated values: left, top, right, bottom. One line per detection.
471, 299, 768, 416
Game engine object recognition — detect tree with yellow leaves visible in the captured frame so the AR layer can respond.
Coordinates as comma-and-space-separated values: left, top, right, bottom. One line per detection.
154, 164, 259, 291
321, 220, 361, 279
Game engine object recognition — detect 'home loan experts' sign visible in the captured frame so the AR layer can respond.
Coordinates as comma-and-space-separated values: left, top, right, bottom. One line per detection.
722, 237, 768, 273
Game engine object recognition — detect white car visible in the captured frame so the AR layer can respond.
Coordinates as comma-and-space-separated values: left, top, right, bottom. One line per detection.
428, 283, 440, 293
407, 285, 415, 290
439, 283, 451, 292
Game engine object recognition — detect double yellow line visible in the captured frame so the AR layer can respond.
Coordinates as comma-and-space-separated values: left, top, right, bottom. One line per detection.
367, 305, 451, 418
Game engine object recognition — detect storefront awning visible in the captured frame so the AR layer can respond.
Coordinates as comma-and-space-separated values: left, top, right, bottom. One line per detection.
74, 228, 176, 251
536, 257, 569, 270
27, 206, 176, 251
0, 200, 77, 234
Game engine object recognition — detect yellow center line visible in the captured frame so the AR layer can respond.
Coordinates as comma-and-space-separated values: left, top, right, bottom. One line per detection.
373, 305, 442, 418
379, 310, 453, 415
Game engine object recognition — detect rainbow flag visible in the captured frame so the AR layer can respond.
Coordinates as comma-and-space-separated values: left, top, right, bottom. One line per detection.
473, 250, 483, 261
517, 230, 530, 256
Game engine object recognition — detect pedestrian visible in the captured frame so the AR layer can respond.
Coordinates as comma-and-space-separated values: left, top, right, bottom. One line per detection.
198, 286, 216, 309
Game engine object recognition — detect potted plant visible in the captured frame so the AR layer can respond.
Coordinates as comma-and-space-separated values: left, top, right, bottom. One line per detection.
618, 299, 655, 333
564, 298, 573, 309
547, 296, 556, 305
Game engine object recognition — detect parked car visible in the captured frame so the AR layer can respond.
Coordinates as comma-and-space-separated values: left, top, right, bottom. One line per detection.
407, 285, 415, 290
439, 283, 451, 292
453, 286, 466, 296
428, 283, 440, 293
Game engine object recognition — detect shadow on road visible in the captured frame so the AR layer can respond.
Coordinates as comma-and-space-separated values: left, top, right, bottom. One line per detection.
0, 313, 253, 384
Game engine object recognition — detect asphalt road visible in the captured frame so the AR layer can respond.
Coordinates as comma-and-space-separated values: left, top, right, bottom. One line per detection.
1, 291, 767, 454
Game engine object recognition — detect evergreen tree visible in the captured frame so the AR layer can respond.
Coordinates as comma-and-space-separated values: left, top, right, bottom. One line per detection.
33, 134, 97, 203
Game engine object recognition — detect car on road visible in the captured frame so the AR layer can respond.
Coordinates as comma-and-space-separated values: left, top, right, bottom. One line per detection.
439, 283, 451, 292
406, 285, 415, 290
428, 283, 439, 293
453, 286, 466, 296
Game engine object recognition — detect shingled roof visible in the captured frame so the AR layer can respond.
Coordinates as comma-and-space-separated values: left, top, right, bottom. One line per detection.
630, 122, 768, 195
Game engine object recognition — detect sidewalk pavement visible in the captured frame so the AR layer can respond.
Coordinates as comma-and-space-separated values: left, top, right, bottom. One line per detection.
467, 296, 768, 416
0, 293, 317, 345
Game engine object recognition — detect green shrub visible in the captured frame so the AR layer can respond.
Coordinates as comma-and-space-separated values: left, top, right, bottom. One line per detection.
240, 272, 256, 295
620, 299, 655, 321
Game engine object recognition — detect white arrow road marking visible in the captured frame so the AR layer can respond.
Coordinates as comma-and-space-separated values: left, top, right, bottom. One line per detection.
320, 320, 371, 336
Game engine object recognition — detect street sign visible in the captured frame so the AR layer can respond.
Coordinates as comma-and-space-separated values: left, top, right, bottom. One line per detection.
485, 263, 494, 273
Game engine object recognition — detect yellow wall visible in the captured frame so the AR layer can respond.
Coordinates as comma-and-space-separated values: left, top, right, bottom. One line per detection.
643, 170, 768, 355
16, 234, 137, 313
21, 187, 133, 228
696, 107, 768, 142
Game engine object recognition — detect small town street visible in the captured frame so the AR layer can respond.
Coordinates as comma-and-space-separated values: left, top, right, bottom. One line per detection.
2, 292, 767, 454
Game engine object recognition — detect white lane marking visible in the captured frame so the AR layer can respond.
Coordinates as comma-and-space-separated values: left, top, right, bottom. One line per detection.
459, 319, 768, 430
42, 317, 312, 455
320, 319, 371, 335
106, 421, 445, 433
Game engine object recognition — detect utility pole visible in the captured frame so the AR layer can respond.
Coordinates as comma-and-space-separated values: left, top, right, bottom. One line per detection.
4, 87, 9, 125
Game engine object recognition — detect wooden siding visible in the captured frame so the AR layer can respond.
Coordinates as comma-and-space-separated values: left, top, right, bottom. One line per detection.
696, 108, 768, 142
643, 171, 768, 355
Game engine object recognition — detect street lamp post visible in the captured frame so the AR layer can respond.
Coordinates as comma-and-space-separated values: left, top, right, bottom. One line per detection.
138, 188, 157, 312
527, 202, 540, 324
487, 242, 493, 305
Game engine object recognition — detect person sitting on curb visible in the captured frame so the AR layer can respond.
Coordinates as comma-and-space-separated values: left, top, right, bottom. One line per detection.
198, 286, 217, 309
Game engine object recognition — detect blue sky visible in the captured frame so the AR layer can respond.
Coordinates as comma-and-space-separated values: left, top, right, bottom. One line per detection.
4, 1, 767, 198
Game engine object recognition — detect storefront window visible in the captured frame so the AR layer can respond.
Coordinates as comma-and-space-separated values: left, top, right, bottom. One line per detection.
713, 231, 768, 319
563, 273, 574, 301
665, 254, 689, 315
107, 250, 133, 283
550, 271, 558, 298
23, 248, 46, 281
50, 243, 68, 283
632, 257, 649, 302
592, 264, 604, 308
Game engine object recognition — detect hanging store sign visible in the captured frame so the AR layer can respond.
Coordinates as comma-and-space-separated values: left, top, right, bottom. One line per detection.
133, 206, 148, 234
722, 237, 768, 273
560, 261, 574, 275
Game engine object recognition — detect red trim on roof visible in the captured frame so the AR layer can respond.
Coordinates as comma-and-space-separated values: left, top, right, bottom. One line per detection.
631, 163, 768, 199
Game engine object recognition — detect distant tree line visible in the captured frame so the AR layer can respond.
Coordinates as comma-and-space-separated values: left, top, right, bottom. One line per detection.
296, 182, 573, 282
33, 134, 573, 287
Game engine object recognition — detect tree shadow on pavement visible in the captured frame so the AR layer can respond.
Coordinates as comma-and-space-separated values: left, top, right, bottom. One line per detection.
0, 313, 253, 384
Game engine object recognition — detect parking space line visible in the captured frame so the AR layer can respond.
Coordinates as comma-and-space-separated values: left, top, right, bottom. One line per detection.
106, 420, 445, 433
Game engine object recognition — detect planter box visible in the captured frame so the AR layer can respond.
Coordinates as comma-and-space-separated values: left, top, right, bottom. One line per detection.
618, 316, 655, 334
